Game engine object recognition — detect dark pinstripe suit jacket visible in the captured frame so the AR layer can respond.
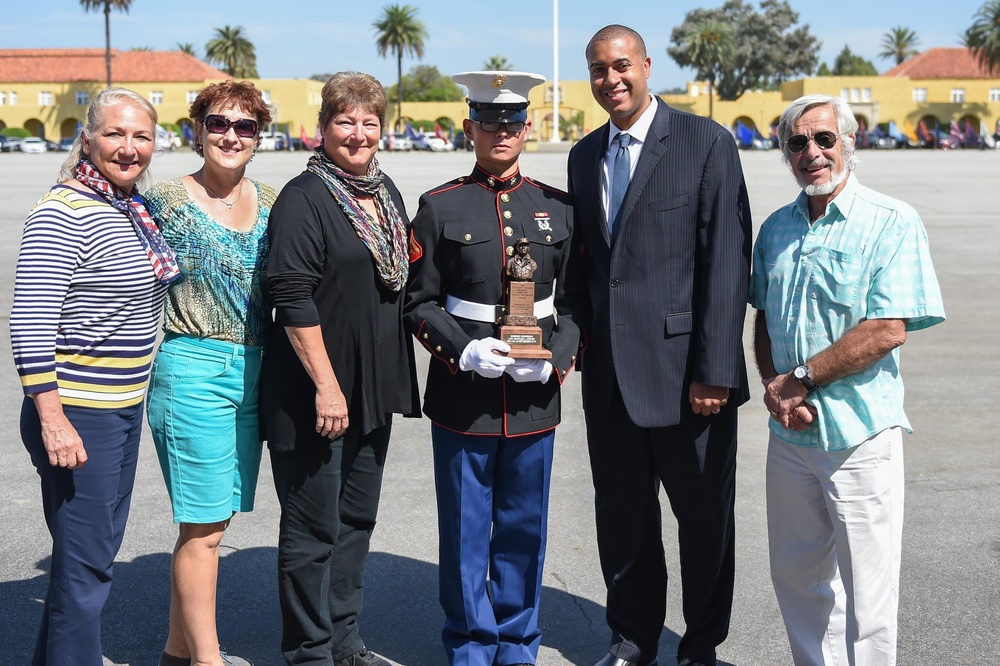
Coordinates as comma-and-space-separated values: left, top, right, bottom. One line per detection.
566, 98, 752, 428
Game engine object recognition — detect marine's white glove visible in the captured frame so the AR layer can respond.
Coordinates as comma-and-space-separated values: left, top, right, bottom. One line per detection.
505, 358, 553, 383
459, 338, 514, 379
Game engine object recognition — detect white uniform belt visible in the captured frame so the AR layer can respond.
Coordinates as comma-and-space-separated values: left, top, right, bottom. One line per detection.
445, 293, 554, 323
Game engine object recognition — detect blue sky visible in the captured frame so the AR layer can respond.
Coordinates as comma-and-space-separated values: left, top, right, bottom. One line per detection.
4, 0, 986, 92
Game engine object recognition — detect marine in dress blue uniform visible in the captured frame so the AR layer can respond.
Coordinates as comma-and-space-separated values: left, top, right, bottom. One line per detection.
403, 71, 580, 666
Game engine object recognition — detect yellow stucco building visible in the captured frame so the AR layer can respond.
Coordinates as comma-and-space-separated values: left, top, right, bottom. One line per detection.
2, 47, 997, 147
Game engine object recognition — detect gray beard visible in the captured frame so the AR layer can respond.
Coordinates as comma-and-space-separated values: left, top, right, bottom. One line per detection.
801, 162, 848, 196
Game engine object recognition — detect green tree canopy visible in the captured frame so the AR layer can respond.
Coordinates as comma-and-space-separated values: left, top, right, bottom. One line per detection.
205, 25, 259, 78
483, 55, 513, 71
668, 0, 820, 101
79, 0, 134, 89
373, 4, 428, 131
830, 45, 878, 75
667, 18, 734, 119
879, 26, 920, 65
177, 42, 198, 57
965, 0, 1000, 75
385, 65, 465, 102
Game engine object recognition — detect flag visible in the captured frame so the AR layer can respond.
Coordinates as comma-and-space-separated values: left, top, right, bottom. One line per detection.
917, 119, 930, 143
182, 123, 194, 143
405, 122, 427, 149
434, 122, 446, 141
964, 119, 979, 147
736, 122, 753, 148
950, 120, 964, 147
301, 125, 318, 150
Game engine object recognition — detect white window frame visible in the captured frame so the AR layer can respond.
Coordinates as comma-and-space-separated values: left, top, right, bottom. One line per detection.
150, 91, 164, 105
951, 88, 965, 103
912, 88, 927, 103
76, 91, 90, 106
39, 91, 53, 106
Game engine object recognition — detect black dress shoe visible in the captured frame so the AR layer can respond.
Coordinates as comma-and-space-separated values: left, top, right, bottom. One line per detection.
591, 653, 658, 666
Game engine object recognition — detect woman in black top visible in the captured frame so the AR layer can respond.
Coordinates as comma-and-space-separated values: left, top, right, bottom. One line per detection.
260, 71, 418, 666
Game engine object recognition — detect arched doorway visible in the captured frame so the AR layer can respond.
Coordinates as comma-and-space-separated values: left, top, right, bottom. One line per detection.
60, 118, 82, 139
24, 118, 46, 139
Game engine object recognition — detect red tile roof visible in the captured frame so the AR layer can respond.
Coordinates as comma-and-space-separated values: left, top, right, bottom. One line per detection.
0, 49, 229, 83
883, 47, 998, 79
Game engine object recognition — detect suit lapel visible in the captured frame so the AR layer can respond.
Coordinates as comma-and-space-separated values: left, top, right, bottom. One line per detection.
616, 99, 671, 239
582, 124, 612, 247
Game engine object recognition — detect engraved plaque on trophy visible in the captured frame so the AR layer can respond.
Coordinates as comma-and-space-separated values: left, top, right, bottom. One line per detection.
497, 238, 551, 359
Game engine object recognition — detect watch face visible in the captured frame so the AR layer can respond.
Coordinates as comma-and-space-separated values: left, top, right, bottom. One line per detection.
794, 365, 806, 379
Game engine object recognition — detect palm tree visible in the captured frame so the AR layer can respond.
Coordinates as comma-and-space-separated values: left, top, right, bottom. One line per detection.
671, 19, 734, 120
177, 42, 198, 58
373, 4, 428, 132
483, 55, 513, 71
965, 0, 1000, 75
205, 26, 259, 78
79, 0, 134, 89
879, 26, 920, 65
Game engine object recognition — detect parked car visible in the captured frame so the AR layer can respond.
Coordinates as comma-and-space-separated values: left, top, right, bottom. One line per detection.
1, 136, 23, 152
20, 137, 47, 154
155, 125, 180, 152
387, 133, 413, 151
58, 137, 77, 151
423, 135, 454, 152
452, 132, 473, 151
258, 132, 288, 151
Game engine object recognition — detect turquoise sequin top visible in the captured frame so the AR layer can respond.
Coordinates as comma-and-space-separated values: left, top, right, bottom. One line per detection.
145, 177, 277, 347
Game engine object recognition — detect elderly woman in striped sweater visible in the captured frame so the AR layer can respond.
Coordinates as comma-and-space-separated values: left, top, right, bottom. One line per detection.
10, 87, 176, 666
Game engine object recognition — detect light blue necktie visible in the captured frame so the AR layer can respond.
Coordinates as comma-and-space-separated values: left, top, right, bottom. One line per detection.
609, 131, 631, 240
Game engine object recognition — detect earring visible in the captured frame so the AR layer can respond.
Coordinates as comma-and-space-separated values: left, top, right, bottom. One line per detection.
195, 142, 203, 152
250, 150, 256, 162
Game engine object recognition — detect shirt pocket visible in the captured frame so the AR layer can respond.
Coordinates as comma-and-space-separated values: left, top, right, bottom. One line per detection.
809, 248, 863, 308
442, 225, 496, 283
530, 224, 571, 283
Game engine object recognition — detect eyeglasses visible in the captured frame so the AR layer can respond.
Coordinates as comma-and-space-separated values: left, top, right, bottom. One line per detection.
477, 121, 526, 134
785, 130, 839, 154
204, 114, 258, 138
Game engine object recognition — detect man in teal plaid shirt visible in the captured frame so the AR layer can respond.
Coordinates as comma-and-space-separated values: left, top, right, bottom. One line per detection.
750, 94, 945, 666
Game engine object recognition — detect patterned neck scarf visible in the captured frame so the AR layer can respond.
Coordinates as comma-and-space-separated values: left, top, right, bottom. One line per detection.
306, 148, 408, 292
75, 159, 180, 284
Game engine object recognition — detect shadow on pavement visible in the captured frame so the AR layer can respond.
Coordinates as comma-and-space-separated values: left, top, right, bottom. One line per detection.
3, 548, 694, 666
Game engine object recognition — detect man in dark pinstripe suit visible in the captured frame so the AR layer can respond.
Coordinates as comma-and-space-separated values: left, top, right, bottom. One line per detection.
565, 25, 752, 666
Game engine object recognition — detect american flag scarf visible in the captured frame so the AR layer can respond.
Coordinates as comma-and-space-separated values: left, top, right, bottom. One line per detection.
75, 159, 180, 285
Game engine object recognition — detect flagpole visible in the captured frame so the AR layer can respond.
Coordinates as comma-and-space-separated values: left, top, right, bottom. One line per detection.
551, 0, 561, 143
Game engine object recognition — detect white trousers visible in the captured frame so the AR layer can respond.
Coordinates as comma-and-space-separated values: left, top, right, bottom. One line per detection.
766, 427, 904, 666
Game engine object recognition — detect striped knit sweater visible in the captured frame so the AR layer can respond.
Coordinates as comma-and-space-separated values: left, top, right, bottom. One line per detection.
10, 185, 168, 409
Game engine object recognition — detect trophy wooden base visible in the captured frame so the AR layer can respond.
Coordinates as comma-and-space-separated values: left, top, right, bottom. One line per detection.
497, 325, 552, 359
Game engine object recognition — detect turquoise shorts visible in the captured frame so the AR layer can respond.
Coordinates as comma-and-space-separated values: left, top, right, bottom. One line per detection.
147, 333, 264, 524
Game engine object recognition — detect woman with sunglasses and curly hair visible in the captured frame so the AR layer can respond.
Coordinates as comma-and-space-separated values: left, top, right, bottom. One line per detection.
144, 80, 276, 666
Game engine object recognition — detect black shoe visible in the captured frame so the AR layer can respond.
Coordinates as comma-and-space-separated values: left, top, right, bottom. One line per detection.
592, 653, 658, 666
335, 649, 391, 666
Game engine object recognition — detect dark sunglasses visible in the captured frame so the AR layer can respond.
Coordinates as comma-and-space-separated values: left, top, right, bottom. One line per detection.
478, 120, 526, 134
786, 130, 839, 154
204, 114, 258, 138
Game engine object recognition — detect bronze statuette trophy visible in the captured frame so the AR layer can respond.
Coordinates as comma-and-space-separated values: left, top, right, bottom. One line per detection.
498, 238, 551, 359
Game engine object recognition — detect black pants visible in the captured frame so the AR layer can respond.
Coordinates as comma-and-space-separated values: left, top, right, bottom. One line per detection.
585, 388, 736, 666
271, 420, 392, 665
